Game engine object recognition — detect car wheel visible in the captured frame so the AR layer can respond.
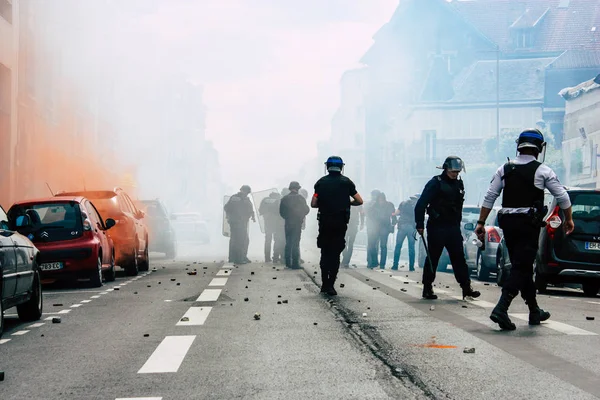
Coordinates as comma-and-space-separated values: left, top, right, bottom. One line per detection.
89, 256, 104, 288
476, 250, 490, 281
17, 269, 43, 322
104, 252, 116, 282
139, 243, 150, 272
534, 261, 548, 293
582, 282, 600, 297
126, 245, 139, 276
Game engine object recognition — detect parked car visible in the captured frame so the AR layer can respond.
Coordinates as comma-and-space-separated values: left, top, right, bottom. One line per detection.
9, 196, 116, 287
57, 188, 149, 276
535, 189, 600, 297
137, 199, 177, 258
496, 189, 559, 287
171, 213, 210, 244
0, 205, 43, 337
464, 207, 501, 281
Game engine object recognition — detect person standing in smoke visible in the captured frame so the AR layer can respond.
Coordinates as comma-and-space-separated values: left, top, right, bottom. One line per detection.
279, 181, 310, 269
312, 156, 363, 295
365, 189, 382, 269
371, 192, 396, 269
298, 188, 309, 264
392, 194, 419, 271
224, 185, 255, 264
341, 203, 365, 268
259, 192, 282, 263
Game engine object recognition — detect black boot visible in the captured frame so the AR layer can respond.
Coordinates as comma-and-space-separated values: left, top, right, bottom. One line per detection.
526, 298, 551, 325
320, 271, 329, 293
490, 292, 516, 330
462, 284, 481, 299
422, 284, 438, 300
327, 271, 338, 296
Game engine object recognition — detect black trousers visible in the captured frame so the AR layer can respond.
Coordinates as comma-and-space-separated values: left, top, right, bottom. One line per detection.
317, 214, 347, 287
284, 222, 302, 267
499, 214, 540, 302
341, 225, 359, 266
422, 224, 470, 287
229, 221, 249, 263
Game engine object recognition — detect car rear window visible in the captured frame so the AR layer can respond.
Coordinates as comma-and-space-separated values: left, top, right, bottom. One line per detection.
12, 202, 82, 229
568, 192, 600, 234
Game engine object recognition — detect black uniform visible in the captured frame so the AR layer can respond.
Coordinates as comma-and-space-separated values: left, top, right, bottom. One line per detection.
415, 173, 471, 289
259, 194, 284, 262
279, 192, 310, 268
314, 173, 357, 289
224, 192, 254, 264
342, 205, 364, 267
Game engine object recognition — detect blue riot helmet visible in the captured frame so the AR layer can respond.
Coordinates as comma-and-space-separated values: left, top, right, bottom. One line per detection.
516, 129, 546, 161
325, 156, 344, 173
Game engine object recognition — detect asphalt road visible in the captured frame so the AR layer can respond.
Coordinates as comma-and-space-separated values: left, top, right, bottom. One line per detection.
0, 242, 599, 400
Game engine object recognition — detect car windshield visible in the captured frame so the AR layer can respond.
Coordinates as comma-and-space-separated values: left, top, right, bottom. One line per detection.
569, 192, 600, 234
12, 202, 81, 229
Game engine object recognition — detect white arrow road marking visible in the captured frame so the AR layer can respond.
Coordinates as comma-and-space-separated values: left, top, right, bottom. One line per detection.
138, 336, 196, 373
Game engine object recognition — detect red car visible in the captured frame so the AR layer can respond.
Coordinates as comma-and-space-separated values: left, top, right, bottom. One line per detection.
8, 196, 116, 287
58, 188, 149, 276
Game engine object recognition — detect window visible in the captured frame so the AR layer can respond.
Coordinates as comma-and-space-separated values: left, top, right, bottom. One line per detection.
515, 29, 534, 48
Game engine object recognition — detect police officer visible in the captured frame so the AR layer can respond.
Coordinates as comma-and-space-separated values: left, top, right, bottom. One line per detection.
298, 188, 310, 264
280, 181, 310, 269
341, 204, 365, 268
476, 129, 574, 330
392, 194, 419, 271
365, 189, 382, 269
259, 191, 282, 263
415, 156, 480, 300
224, 185, 255, 264
312, 156, 364, 295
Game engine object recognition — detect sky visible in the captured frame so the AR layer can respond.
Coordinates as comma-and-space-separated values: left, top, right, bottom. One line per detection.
133, 0, 399, 188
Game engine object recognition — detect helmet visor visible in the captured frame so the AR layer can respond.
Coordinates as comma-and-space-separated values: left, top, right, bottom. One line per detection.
446, 158, 465, 172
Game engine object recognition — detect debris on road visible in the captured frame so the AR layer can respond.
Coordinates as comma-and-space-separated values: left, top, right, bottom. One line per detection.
134, 292, 138, 294
144, 334, 149, 337
171, 278, 176, 281
203, 266, 208, 269
52, 317, 61, 324
296, 288, 301, 291
0, 371, 4, 381
313, 322, 318, 325
147, 285, 151, 288
401, 289, 407, 292
273, 277, 277, 280
187, 271, 197, 275
586, 316, 595, 321
176, 283, 181, 286
277, 301, 282, 304
251, 271, 255, 275
114, 287, 120, 291
254, 313, 261, 320
362, 313, 368, 317
340, 284, 345, 288
282, 300, 288, 304
181, 317, 189, 322
463, 347, 476, 354
53, 304, 63, 307
244, 297, 249, 302
430, 306, 435, 311
462, 305, 468, 308
366, 279, 370, 282
277, 295, 282, 298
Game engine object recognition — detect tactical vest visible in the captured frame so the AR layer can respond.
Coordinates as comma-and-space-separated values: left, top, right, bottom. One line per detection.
501, 161, 544, 208
427, 176, 465, 222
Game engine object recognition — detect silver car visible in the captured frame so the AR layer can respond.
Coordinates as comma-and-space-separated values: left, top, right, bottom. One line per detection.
464, 207, 501, 281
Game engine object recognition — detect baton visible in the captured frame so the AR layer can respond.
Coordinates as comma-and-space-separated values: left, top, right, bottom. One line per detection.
419, 231, 436, 276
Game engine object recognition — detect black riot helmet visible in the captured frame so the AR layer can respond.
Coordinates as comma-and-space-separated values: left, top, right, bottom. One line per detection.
325, 156, 344, 173
516, 129, 546, 154
240, 185, 252, 195
438, 156, 465, 173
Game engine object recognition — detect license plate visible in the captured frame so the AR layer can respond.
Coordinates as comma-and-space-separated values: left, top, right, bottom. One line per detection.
40, 262, 63, 271
585, 242, 600, 251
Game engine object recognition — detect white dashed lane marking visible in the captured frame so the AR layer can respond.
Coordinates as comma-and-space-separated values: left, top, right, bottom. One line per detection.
70, 304, 82, 308
509, 314, 598, 336
196, 289, 221, 302
116, 398, 162, 400
12, 330, 29, 336
81, 300, 91, 303
57, 309, 71, 314
138, 336, 196, 374
0, 339, 11, 344
216, 270, 231, 276
27, 322, 45, 328
176, 307, 212, 326
209, 278, 228, 287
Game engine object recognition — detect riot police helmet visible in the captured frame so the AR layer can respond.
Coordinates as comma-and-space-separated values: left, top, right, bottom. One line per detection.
516, 129, 545, 154
439, 156, 465, 172
240, 185, 252, 194
325, 155, 344, 173
288, 181, 301, 191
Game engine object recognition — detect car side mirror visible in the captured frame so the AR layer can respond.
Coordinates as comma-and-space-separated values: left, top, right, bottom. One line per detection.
464, 222, 475, 231
105, 218, 116, 229
15, 215, 32, 228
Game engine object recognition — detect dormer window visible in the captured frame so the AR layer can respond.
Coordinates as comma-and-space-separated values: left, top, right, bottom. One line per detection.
516, 29, 534, 48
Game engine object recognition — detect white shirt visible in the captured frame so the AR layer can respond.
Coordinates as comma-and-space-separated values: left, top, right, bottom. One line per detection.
482, 154, 571, 213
